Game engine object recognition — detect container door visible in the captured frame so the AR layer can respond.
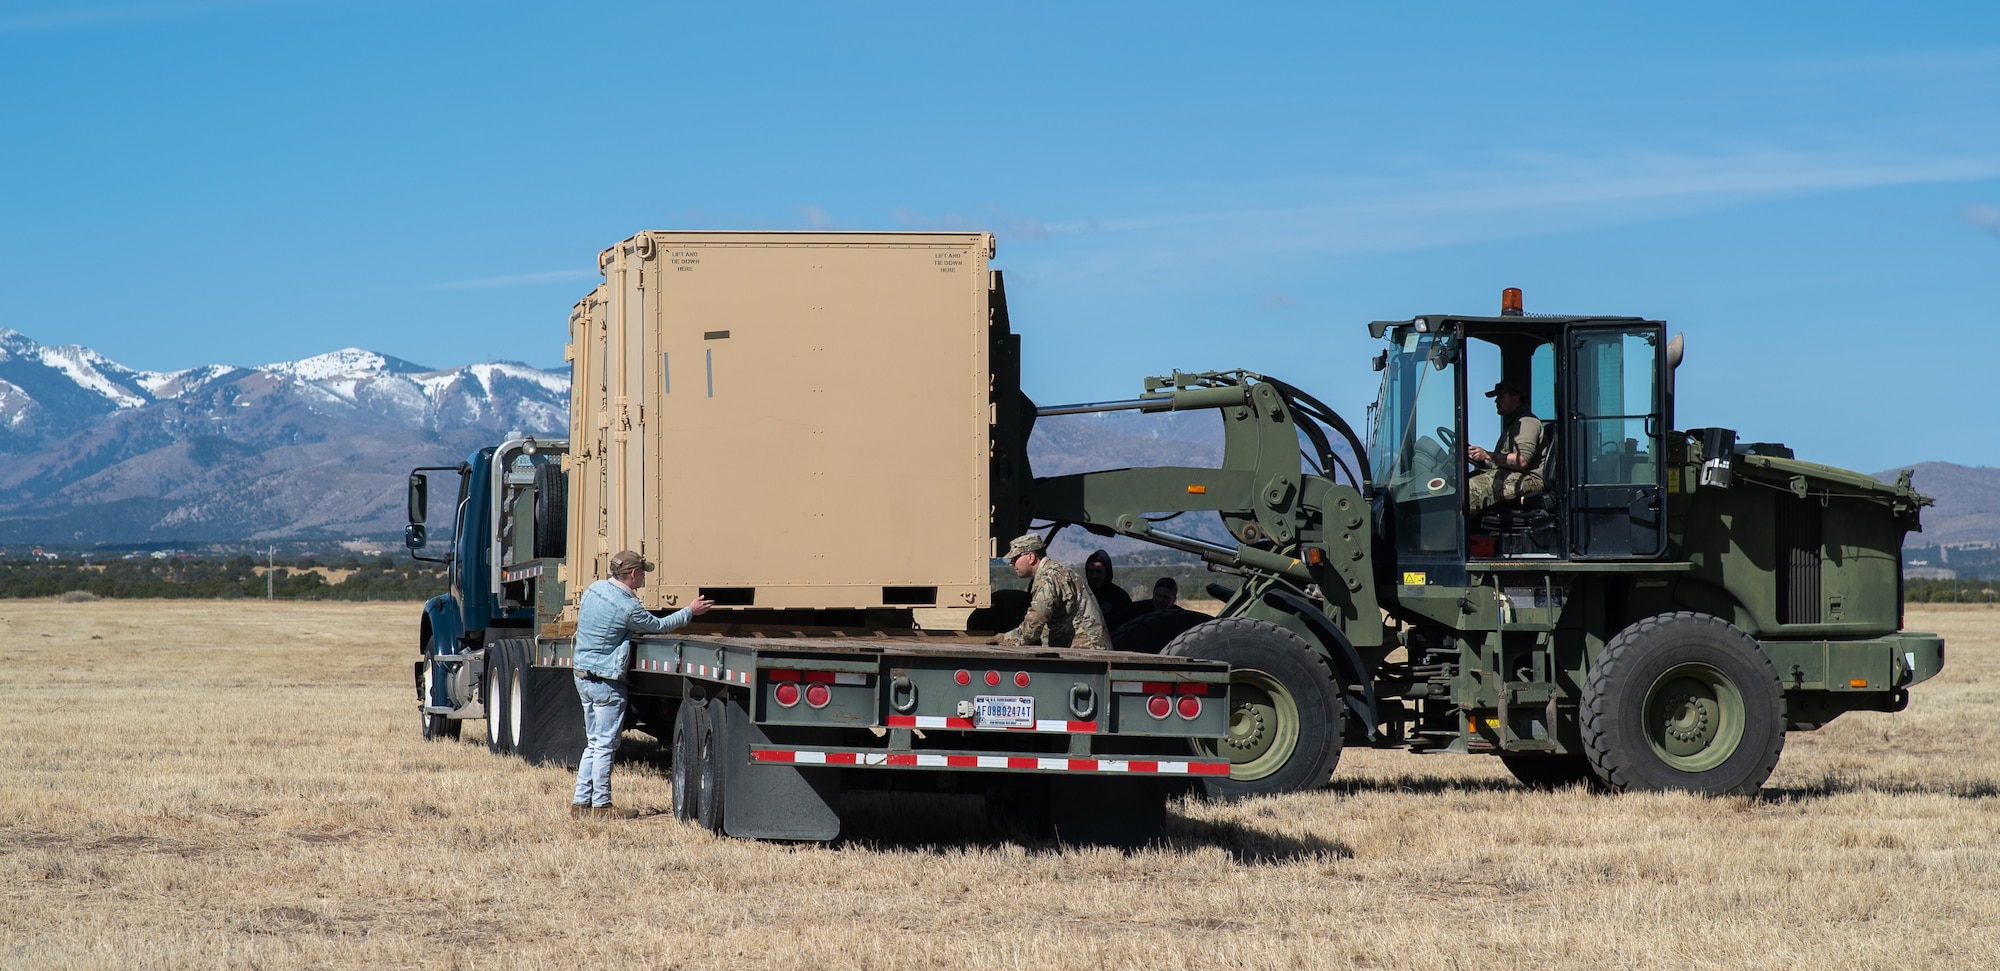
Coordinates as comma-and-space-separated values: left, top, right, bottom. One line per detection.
1566, 326, 1667, 558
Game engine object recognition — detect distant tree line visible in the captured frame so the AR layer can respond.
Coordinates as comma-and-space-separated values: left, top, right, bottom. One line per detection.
0, 556, 447, 601
1905, 577, 2000, 604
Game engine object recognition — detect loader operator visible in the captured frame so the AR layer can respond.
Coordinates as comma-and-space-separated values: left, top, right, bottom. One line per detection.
991, 534, 1113, 651
569, 550, 713, 819
1466, 381, 1547, 514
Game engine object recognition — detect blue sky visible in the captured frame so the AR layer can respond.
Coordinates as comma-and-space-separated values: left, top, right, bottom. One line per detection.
2, 1, 1996, 474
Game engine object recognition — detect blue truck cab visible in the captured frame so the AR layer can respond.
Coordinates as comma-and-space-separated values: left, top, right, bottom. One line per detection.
407, 436, 568, 741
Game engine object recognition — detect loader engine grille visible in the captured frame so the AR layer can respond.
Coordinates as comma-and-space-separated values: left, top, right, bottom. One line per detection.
1774, 497, 1823, 625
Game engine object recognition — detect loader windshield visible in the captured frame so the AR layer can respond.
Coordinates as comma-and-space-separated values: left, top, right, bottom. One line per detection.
1370, 328, 1462, 554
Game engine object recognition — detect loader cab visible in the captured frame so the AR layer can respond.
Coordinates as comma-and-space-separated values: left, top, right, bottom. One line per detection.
1367, 305, 1673, 573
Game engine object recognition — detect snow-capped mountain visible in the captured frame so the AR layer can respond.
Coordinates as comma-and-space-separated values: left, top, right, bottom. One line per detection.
0, 330, 568, 544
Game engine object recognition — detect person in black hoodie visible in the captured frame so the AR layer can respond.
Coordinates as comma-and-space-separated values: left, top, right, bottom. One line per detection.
1083, 549, 1133, 622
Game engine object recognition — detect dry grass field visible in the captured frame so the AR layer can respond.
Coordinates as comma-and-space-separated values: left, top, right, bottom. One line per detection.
2, 601, 1995, 970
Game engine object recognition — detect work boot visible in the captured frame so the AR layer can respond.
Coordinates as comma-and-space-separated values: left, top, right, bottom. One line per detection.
569, 803, 590, 819
591, 804, 640, 819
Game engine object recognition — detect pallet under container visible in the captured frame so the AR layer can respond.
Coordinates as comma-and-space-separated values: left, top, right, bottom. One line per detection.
484, 624, 1233, 843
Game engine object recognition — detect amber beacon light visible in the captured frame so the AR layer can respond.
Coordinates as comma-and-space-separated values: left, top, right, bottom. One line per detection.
1501, 287, 1524, 316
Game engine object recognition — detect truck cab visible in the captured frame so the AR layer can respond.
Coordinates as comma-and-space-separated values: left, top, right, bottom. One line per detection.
1367, 305, 1674, 577
407, 436, 568, 740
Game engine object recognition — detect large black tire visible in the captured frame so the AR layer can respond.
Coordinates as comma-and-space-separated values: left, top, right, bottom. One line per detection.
1110, 608, 1208, 654
511, 643, 587, 768
1581, 612, 1785, 797
484, 644, 513, 755
417, 659, 461, 740
695, 700, 725, 833
1500, 753, 1598, 790
533, 463, 567, 559
1163, 618, 1344, 801
671, 699, 699, 823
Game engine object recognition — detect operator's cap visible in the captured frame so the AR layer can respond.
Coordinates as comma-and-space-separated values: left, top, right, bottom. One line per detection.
1004, 533, 1046, 560
607, 550, 653, 575
1484, 381, 1527, 398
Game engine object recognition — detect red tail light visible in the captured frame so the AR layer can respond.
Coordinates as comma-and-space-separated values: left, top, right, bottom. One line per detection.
1146, 694, 1172, 719
1176, 696, 1201, 720
773, 682, 801, 708
1014, 671, 1030, 688
804, 684, 831, 709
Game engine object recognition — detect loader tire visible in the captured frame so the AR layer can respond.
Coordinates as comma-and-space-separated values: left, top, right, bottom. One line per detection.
1581, 612, 1785, 797
1164, 618, 1343, 801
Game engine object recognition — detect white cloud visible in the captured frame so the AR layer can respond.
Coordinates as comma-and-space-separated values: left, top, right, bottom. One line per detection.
1966, 204, 2000, 239
425, 269, 597, 291
890, 205, 1098, 241
0, 0, 313, 34
795, 205, 839, 230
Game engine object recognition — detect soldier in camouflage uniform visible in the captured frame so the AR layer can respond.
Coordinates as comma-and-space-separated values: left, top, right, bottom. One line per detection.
991, 534, 1112, 650
1467, 382, 1547, 513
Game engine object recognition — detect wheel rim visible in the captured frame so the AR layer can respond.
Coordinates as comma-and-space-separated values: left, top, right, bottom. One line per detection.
420, 662, 439, 733
697, 727, 718, 827
508, 665, 525, 749
1642, 661, 1746, 773
1192, 667, 1300, 782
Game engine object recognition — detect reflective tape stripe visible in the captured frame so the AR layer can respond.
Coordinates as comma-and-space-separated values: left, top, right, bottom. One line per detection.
751, 748, 1230, 776
881, 715, 1098, 734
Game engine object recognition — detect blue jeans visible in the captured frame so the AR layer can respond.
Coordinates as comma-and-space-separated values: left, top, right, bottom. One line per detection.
572, 675, 629, 807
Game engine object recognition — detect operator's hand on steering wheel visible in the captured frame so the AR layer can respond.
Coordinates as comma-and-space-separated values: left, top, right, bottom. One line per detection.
1466, 444, 1490, 465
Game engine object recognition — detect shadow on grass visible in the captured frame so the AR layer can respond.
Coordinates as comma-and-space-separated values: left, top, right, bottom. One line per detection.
1765, 776, 2000, 801
831, 791, 1352, 864
1325, 774, 1530, 796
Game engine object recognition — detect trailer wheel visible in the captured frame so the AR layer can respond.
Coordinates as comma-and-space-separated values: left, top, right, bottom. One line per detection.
695, 701, 725, 833
510, 648, 586, 768
417, 659, 461, 740
505, 645, 528, 754
1163, 618, 1344, 800
1581, 612, 1785, 797
1500, 753, 1598, 790
485, 647, 513, 755
671, 700, 698, 823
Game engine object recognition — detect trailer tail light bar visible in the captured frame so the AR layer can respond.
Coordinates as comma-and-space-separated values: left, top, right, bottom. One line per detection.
751, 748, 1231, 776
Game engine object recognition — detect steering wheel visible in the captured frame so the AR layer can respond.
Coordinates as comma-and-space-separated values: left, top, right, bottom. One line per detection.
1435, 425, 1457, 454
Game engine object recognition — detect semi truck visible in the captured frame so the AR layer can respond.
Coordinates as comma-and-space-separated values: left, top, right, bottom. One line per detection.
412, 231, 1946, 840
408, 233, 1235, 843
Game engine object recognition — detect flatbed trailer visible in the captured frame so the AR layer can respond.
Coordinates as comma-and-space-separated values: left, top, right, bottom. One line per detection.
476, 615, 1231, 841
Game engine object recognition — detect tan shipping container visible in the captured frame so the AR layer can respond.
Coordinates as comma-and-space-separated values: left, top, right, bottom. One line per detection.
562, 231, 1011, 617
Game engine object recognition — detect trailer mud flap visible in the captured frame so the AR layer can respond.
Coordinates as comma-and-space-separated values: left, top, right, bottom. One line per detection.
719, 692, 842, 841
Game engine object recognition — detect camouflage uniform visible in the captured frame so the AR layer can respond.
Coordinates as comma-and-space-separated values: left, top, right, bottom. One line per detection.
1468, 408, 1546, 513
997, 555, 1112, 651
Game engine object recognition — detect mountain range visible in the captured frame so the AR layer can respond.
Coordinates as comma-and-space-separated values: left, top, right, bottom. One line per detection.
0, 329, 1993, 559
0, 330, 566, 544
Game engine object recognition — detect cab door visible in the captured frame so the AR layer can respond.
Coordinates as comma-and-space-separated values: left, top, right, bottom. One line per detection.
1566, 326, 1667, 558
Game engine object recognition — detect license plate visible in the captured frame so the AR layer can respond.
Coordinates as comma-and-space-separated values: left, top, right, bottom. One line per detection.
974, 694, 1034, 729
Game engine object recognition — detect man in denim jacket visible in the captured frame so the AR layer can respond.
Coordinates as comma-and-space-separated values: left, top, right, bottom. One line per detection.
570, 550, 712, 818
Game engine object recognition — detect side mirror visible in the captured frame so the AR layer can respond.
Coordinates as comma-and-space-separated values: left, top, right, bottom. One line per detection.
405, 523, 428, 549
407, 474, 428, 524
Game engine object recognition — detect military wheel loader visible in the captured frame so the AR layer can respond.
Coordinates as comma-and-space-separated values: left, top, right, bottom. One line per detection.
1016, 292, 1944, 798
